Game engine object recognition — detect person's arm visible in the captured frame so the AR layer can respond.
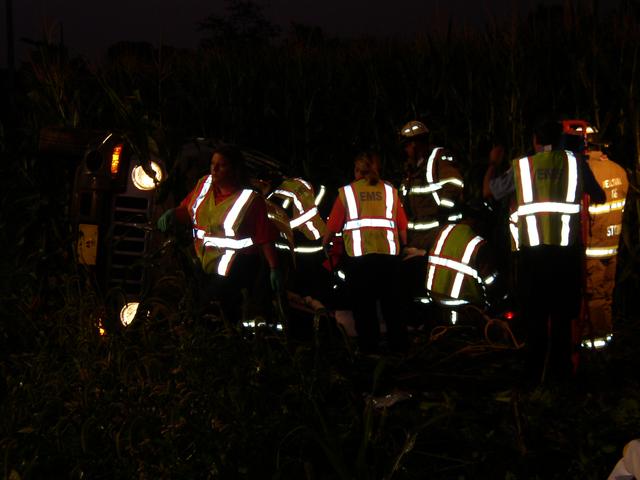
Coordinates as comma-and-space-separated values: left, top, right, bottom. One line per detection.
322, 196, 346, 247
261, 242, 279, 269
581, 160, 606, 204
483, 145, 512, 200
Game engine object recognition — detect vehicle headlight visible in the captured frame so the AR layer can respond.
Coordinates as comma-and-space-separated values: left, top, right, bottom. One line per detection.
131, 161, 163, 191
119, 302, 139, 327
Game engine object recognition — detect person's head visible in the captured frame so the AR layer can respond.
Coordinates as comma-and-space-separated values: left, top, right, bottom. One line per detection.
399, 120, 430, 165
354, 151, 381, 185
532, 119, 563, 152
210, 144, 250, 190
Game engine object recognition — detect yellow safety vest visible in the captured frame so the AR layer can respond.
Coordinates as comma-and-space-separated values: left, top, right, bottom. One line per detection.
586, 152, 628, 258
426, 224, 488, 305
339, 178, 400, 257
268, 177, 327, 253
511, 150, 582, 249
188, 175, 257, 276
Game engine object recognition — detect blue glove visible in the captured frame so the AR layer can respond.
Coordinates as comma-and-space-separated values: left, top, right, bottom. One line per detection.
157, 208, 175, 232
270, 268, 284, 293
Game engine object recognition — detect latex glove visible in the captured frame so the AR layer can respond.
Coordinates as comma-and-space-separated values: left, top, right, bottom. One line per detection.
270, 268, 284, 293
157, 209, 175, 232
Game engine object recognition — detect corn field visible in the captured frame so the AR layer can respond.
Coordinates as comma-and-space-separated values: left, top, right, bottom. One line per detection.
1, 1, 640, 478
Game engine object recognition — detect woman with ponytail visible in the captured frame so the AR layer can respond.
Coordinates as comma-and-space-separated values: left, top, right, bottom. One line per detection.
323, 151, 409, 354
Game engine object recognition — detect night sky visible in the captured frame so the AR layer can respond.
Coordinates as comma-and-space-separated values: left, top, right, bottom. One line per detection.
1, 0, 607, 66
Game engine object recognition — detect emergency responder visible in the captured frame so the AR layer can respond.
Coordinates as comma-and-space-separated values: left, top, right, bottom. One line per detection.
396, 120, 465, 330
583, 134, 628, 348
322, 151, 409, 353
267, 176, 330, 302
398, 120, 465, 249
483, 118, 605, 383
156, 144, 283, 323
425, 212, 499, 323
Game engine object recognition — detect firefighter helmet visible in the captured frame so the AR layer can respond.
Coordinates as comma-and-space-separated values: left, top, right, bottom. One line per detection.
399, 120, 429, 140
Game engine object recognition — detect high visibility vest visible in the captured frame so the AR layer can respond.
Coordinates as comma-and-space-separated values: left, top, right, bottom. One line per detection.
265, 199, 296, 259
586, 152, 628, 258
426, 223, 488, 305
511, 150, 582, 249
268, 177, 327, 253
187, 175, 257, 276
339, 178, 400, 257
400, 147, 465, 234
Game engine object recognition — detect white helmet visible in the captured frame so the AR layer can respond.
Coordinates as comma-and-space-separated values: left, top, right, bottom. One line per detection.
399, 120, 429, 140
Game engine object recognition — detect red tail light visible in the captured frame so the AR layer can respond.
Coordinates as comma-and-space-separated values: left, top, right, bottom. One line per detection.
503, 311, 515, 321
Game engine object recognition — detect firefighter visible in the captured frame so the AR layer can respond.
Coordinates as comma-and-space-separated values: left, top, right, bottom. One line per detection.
322, 151, 409, 353
583, 134, 629, 348
397, 120, 465, 330
398, 120, 465, 249
156, 144, 282, 323
484, 118, 605, 383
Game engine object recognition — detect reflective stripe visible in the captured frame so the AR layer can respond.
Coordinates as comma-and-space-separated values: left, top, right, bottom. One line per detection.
526, 215, 540, 246
314, 185, 326, 206
586, 246, 618, 257
589, 199, 625, 214
294, 245, 324, 253
450, 236, 483, 298
202, 235, 253, 249
191, 175, 212, 219
408, 221, 439, 231
384, 183, 394, 219
408, 178, 463, 195
565, 151, 578, 202
518, 157, 533, 203
440, 199, 455, 208
224, 190, 253, 236
217, 250, 236, 276
409, 184, 441, 194
426, 147, 440, 183
344, 185, 358, 219
509, 222, 520, 250
560, 214, 571, 246
352, 229, 363, 257
516, 202, 581, 216
428, 256, 479, 279
387, 230, 397, 255
344, 218, 396, 230
290, 206, 319, 229
304, 220, 321, 240
433, 224, 455, 255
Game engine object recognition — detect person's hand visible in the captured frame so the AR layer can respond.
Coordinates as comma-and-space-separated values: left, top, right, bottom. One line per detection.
270, 268, 284, 293
402, 247, 426, 261
489, 145, 505, 168
157, 209, 175, 232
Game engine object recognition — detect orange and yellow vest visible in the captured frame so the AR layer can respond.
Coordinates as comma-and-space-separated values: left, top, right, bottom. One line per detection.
338, 178, 400, 257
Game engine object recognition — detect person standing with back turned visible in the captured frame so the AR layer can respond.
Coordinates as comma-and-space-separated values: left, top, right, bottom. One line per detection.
484, 119, 605, 383
323, 151, 408, 354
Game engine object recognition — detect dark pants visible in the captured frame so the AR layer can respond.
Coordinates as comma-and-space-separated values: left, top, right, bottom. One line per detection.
346, 253, 408, 353
198, 254, 271, 324
516, 245, 582, 383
